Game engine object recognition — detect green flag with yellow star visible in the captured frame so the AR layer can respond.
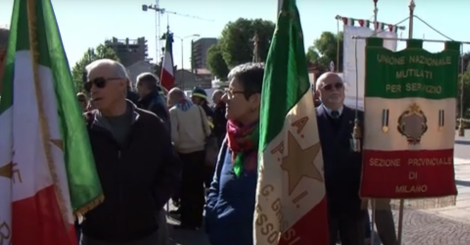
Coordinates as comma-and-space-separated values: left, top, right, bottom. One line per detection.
253, 0, 329, 244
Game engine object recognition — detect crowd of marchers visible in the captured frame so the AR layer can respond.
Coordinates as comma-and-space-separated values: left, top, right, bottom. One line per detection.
74, 59, 397, 245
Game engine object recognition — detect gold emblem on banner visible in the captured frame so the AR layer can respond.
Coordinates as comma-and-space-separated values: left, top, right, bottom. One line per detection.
397, 103, 428, 145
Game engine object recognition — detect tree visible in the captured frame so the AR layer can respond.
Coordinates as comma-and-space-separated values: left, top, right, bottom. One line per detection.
458, 68, 470, 118
217, 18, 275, 68
71, 44, 120, 92
206, 44, 229, 80
459, 52, 470, 73
306, 31, 343, 71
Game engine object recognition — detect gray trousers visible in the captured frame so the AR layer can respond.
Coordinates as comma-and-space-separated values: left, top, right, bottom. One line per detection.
373, 199, 398, 245
80, 210, 169, 245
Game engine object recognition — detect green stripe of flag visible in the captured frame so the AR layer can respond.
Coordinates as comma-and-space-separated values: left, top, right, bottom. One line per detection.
365, 38, 459, 99
2, 0, 103, 214
259, 2, 311, 150
0, 0, 29, 113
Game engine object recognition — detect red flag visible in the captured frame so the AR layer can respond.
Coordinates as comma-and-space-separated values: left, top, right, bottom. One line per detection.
160, 32, 175, 90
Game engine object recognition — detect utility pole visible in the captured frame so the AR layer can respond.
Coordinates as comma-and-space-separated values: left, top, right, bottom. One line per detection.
372, 0, 379, 36
408, 0, 415, 39
252, 32, 260, 63
174, 34, 200, 89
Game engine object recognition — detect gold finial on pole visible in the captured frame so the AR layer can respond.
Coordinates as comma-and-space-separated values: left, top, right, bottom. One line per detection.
350, 118, 362, 152
353, 118, 362, 139
252, 32, 260, 63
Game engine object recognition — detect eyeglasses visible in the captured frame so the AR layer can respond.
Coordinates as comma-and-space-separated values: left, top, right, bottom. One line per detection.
322, 82, 343, 91
224, 88, 245, 99
84, 77, 121, 92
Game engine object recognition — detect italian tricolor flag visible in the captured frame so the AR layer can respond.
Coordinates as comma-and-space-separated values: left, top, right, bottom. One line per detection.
253, 0, 328, 244
0, 0, 103, 244
361, 38, 458, 199
160, 31, 175, 90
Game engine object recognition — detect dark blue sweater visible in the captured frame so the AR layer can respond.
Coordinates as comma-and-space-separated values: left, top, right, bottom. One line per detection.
205, 140, 258, 245
315, 105, 363, 216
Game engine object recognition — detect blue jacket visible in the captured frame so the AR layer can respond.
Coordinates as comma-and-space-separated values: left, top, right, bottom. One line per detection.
205, 140, 258, 245
138, 91, 170, 132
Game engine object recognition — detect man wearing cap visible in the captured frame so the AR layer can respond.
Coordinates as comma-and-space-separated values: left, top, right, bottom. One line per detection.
191, 87, 218, 188
192, 87, 215, 127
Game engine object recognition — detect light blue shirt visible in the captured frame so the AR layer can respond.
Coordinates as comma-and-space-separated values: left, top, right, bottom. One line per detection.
322, 104, 343, 117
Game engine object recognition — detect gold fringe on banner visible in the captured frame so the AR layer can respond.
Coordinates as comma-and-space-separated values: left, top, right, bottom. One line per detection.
74, 194, 104, 220
362, 196, 457, 210
389, 196, 456, 210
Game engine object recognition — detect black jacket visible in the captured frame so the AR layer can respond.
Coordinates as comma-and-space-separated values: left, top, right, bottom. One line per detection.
212, 102, 227, 146
81, 105, 181, 242
316, 105, 363, 216
126, 90, 140, 104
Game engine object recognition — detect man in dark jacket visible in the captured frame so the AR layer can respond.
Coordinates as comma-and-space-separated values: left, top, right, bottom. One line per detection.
81, 59, 181, 245
211, 89, 227, 147
136, 72, 170, 131
126, 82, 140, 105
315, 72, 365, 245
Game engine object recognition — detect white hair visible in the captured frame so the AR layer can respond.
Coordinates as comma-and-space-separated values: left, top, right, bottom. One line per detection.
212, 89, 224, 97
85, 59, 128, 79
315, 72, 343, 91
136, 72, 160, 84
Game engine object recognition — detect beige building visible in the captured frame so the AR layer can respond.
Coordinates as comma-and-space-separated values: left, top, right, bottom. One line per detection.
174, 69, 212, 90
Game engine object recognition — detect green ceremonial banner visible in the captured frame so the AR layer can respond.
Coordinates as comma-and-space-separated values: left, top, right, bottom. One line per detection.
361, 37, 459, 199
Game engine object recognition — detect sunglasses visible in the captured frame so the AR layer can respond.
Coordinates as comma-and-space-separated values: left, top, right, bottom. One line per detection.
84, 77, 121, 92
322, 82, 343, 91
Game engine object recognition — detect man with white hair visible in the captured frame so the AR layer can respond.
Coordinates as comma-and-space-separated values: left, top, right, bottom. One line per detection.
136, 72, 169, 131
168, 87, 211, 230
315, 72, 366, 245
80, 59, 181, 245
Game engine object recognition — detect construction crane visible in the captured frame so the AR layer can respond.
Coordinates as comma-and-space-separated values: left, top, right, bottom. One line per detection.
142, 2, 214, 60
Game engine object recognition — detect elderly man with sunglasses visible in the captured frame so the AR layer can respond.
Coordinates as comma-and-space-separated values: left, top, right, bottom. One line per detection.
315, 72, 366, 245
80, 59, 181, 245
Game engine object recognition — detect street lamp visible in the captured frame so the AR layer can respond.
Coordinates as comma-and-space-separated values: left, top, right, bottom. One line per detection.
174, 34, 200, 89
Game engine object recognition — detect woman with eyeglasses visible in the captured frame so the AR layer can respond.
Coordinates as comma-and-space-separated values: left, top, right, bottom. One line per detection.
205, 63, 264, 245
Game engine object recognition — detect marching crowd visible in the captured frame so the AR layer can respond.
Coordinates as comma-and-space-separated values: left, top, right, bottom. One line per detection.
74, 58, 398, 245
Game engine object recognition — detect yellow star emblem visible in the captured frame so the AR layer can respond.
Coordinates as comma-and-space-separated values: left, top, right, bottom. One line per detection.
281, 131, 323, 195
0, 162, 13, 179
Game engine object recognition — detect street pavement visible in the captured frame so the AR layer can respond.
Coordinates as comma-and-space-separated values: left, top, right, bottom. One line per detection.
166, 130, 470, 245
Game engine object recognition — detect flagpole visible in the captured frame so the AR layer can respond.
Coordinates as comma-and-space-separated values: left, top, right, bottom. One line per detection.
369, 3, 379, 245
277, 0, 283, 16
397, 3, 416, 244
26, 0, 69, 227
372, 0, 378, 36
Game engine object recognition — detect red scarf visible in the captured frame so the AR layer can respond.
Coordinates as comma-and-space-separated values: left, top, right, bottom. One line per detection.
226, 120, 259, 176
